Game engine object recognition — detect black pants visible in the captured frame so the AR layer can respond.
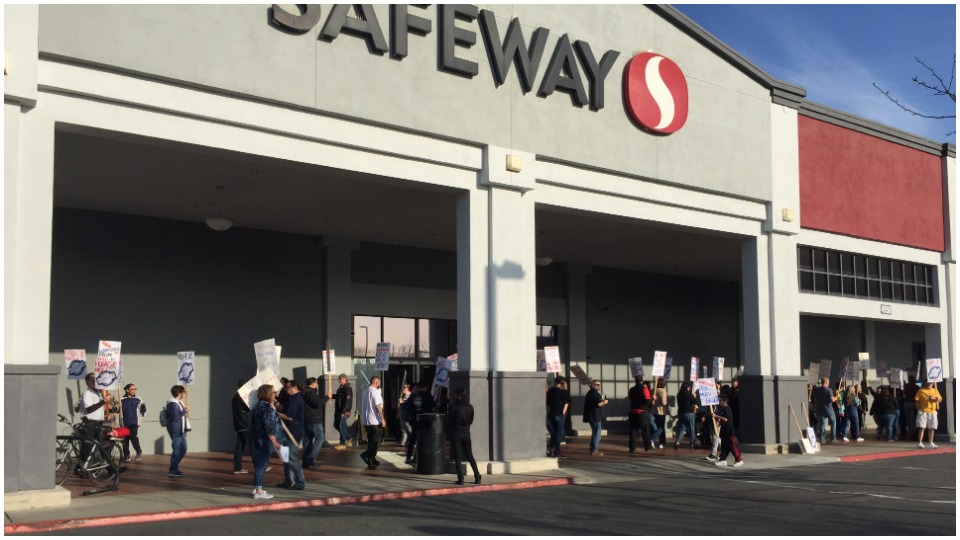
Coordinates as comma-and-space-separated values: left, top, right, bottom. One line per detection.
361, 425, 383, 463
121, 425, 142, 459
450, 431, 479, 479
628, 412, 652, 452
406, 421, 423, 460
232, 429, 250, 470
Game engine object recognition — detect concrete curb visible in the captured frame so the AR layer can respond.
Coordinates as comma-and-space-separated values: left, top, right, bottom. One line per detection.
838, 446, 955, 463
4, 477, 574, 535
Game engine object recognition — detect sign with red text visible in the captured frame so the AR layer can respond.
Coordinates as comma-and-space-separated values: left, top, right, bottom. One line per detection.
65, 349, 88, 380
544, 346, 562, 373
95, 340, 121, 390
652, 351, 667, 377
375, 343, 391, 371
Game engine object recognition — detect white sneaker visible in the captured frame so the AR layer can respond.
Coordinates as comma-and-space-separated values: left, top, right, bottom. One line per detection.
253, 490, 274, 500
705, 454, 717, 462
918, 442, 925, 449
843, 437, 849, 442
732, 460, 744, 467
714, 460, 727, 467
929, 443, 938, 449
658, 444, 664, 449
856, 438, 864, 442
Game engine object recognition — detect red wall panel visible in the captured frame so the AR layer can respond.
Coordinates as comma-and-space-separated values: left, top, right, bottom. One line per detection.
798, 116, 944, 252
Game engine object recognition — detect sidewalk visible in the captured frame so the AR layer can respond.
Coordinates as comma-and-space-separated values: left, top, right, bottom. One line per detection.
5, 433, 954, 534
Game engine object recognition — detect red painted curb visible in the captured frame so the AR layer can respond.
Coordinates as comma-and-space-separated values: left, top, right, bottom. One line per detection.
4, 477, 574, 535
839, 447, 955, 463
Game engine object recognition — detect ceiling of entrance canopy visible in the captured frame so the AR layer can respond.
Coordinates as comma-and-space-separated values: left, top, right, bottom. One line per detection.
54, 129, 742, 282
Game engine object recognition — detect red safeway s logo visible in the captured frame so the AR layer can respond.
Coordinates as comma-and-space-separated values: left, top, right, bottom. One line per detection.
623, 52, 688, 134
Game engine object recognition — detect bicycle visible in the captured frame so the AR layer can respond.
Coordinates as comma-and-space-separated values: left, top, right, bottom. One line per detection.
54, 414, 127, 495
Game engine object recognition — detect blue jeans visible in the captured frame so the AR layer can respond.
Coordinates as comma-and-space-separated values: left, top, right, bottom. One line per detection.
651, 414, 666, 446
169, 433, 187, 473
335, 413, 352, 444
817, 409, 837, 442
589, 421, 602, 452
675, 413, 696, 447
877, 413, 896, 441
252, 439, 272, 489
547, 415, 565, 454
302, 422, 324, 467
844, 406, 861, 439
283, 443, 305, 487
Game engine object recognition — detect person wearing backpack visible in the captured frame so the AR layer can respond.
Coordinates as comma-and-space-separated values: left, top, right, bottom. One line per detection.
165, 385, 189, 478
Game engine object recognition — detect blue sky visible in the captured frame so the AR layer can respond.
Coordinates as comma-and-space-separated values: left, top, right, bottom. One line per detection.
674, 4, 957, 145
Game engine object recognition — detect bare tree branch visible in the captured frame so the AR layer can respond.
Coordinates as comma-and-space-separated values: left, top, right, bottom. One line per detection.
873, 55, 956, 136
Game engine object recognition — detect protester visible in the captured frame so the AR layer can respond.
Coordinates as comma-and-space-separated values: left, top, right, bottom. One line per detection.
448, 386, 481, 485
867, 383, 898, 441
711, 395, 743, 467
915, 381, 942, 449
302, 376, 331, 470
838, 384, 863, 442
730, 377, 742, 438
546, 377, 570, 458
333, 374, 354, 449
276, 382, 305, 490
628, 376, 653, 453
74, 373, 106, 466
359, 376, 386, 470
650, 379, 668, 449
120, 383, 146, 462
674, 381, 698, 449
404, 382, 436, 464
232, 378, 253, 474
812, 377, 838, 444
902, 374, 920, 439
397, 383, 413, 447
583, 379, 609, 456
250, 384, 282, 500
165, 385, 189, 478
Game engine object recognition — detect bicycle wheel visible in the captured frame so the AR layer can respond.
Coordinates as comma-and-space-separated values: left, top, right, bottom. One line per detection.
54, 439, 75, 486
85, 442, 120, 487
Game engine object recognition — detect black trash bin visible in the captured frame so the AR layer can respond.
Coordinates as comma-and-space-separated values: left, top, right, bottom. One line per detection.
416, 413, 446, 475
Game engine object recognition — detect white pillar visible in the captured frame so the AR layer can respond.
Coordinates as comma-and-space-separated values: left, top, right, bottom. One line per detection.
741, 236, 771, 376
456, 188, 489, 372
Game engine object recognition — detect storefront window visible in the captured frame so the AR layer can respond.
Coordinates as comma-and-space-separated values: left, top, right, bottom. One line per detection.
384, 317, 415, 358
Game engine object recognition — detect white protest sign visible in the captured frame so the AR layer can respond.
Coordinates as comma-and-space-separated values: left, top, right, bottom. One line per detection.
118, 355, 125, 383
926, 358, 943, 383
818, 359, 832, 381
322, 350, 336, 374
177, 351, 196, 385
537, 350, 546, 372
238, 367, 282, 409
374, 343, 391, 371
628, 357, 644, 378
695, 378, 719, 406
543, 346, 562, 373
713, 357, 725, 381
846, 361, 861, 382
876, 361, 889, 378
448, 353, 459, 372
690, 357, 699, 383
858, 352, 870, 370
432, 357, 452, 396
95, 340, 122, 390
65, 349, 87, 380
652, 351, 667, 377
254, 338, 279, 374
664, 357, 673, 380
838, 357, 849, 381
889, 368, 902, 386
807, 362, 820, 385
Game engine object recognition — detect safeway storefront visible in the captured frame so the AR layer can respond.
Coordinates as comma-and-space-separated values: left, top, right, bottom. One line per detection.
5, 5, 954, 508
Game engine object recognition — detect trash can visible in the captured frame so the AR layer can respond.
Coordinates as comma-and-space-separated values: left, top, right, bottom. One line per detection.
416, 413, 446, 475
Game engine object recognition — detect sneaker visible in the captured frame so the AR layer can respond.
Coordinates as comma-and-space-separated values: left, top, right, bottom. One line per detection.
168, 471, 183, 478
360, 454, 372, 467
135, 454, 142, 462
929, 443, 938, 449
589, 451, 604, 456
856, 438, 864, 442
253, 490, 274, 500
843, 437, 849, 442
265, 466, 272, 472
705, 454, 717, 462
121, 457, 132, 463
560, 441, 566, 446
556, 453, 568, 459
233, 469, 249, 474
276, 481, 293, 488
918, 442, 925, 449
334, 445, 346, 451
732, 460, 744, 467
658, 444, 664, 449
714, 460, 727, 467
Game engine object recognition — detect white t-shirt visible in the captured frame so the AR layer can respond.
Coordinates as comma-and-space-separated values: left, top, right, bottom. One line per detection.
81, 387, 105, 421
361, 386, 383, 426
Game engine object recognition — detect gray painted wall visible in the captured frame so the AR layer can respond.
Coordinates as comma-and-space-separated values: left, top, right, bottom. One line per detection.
800, 315, 926, 377
4, 365, 61, 492
38, 4, 774, 200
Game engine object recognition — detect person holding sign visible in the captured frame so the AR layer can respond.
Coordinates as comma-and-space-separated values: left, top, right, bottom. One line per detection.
250, 384, 283, 500
276, 382, 305, 490
333, 375, 354, 449
711, 395, 743, 467
915, 382, 942, 449
865, 383, 898, 441
302, 377, 331, 471
650, 379, 669, 449
811, 378, 838, 444
403, 382, 436, 464
674, 382, 698, 449
628, 377, 654, 454
583, 380, 610, 456
164, 385, 189, 478
119, 383, 147, 463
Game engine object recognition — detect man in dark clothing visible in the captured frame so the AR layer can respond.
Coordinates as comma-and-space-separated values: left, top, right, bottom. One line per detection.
302, 377, 331, 470
711, 395, 743, 467
674, 381, 698, 449
546, 377, 570, 458
730, 377, 741, 438
583, 380, 609, 456
333, 374, 354, 449
812, 377, 837, 443
231, 378, 253, 473
901, 374, 920, 439
404, 382, 436, 464
628, 376, 653, 453
277, 382, 305, 489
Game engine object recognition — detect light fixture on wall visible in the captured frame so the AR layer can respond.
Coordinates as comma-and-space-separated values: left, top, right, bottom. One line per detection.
205, 185, 234, 232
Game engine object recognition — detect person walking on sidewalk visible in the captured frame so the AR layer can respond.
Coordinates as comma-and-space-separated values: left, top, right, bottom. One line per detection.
650, 379, 669, 449
231, 378, 254, 474
628, 376, 654, 454
359, 376, 386, 470
250, 384, 282, 500
583, 380, 609, 456
915, 381, 942, 449
302, 377, 330, 471
838, 384, 864, 442
404, 382, 436, 464
674, 382, 698, 449
546, 377, 570, 458
333, 375, 354, 449
120, 383, 146, 463
165, 385, 189, 478
397, 383, 413, 448
712, 395, 743, 467
448, 386, 481, 485
812, 377, 838, 444
277, 382, 306, 490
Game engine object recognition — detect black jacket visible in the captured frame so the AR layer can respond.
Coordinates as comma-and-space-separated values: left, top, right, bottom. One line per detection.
303, 386, 329, 424
582, 388, 604, 424
447, 402, 474, 435
334, 384, 353, 414
231, 392, 251, 432
676, 386, 696, 415
628, 384, 652, 411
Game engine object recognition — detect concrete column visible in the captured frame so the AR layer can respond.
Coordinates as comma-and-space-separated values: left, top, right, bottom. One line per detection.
321, 239, 356, 443
563, 264, 590, 436
456, 188, 490, 373
741, 236, 772, 377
